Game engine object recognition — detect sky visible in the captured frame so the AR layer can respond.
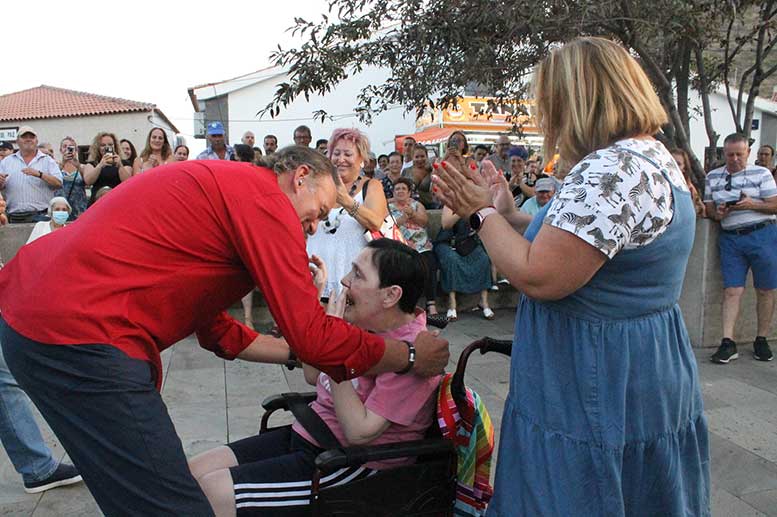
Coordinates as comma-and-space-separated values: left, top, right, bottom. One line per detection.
2, 0, 329, 154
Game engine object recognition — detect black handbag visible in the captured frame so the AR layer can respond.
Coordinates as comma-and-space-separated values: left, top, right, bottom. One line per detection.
453, 232, 479, 256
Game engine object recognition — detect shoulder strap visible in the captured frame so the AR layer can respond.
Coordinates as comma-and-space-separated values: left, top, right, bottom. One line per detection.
285, 393, 341, 449
361, 177, 370, 201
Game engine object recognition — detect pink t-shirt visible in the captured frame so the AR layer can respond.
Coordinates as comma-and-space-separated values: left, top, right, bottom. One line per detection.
292, 310, 441, 469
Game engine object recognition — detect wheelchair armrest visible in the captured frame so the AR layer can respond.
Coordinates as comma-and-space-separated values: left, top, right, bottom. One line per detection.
261, 392, 317, 412
314, 438, 454, 473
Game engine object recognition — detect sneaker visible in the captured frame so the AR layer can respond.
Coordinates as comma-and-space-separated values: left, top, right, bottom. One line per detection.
498, 278, 510, 285
446, 308, 458, 322
490, 284, 499, 291
24, 463, 82, 494
482, 307, 495, 320
711, 338, 738, 364
754, 337, 774, 362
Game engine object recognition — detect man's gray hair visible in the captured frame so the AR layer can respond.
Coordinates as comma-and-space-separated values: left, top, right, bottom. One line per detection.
267, 145, 340, 186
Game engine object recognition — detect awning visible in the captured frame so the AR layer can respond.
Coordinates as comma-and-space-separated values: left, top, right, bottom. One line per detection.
395, 127, 455, 151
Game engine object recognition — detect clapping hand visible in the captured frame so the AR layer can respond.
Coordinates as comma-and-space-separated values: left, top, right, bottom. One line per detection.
432, 159, 492, 218
481, 160, 516, 217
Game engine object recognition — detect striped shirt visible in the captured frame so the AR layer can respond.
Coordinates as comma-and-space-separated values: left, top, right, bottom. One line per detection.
196, 145, 235, 161
703, 165, 777, 230
0, 151, 63, 213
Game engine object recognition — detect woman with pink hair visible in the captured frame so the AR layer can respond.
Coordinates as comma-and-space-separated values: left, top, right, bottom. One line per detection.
306, 128, 388, 298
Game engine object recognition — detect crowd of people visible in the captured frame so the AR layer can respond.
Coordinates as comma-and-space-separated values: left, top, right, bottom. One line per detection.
2, 34, 777, 517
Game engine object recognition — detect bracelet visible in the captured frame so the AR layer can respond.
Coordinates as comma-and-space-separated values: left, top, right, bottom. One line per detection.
396, 340, 416, 375
347, 201, 361, 217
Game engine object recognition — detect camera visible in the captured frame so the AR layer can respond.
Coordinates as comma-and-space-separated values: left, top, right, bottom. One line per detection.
66, 145, 75, 153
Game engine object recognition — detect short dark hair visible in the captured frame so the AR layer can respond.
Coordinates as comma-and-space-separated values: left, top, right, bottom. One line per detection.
366, 239, 425, 314
474, 144, 489, 153
393, 177, 415, 190
264, 134, 277, 143
388, 151, 402, 161
234, 144, 255, 163
316, 138, 328, 147
174, 144, 189, 154
760, 144, 775, 154
377, 154, 388, 162
724, 133, 749, 147
268, 145, 340, 186
294, 125, 312, 137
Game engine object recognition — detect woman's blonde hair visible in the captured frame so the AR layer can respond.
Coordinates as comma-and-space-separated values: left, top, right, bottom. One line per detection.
535, 37, 667, 172
87, 132, 120, 163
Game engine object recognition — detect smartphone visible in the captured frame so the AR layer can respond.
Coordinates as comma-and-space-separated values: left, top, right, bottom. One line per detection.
66, 145, 75, 153
724, 200, 739, 207
105, 145, 114, 155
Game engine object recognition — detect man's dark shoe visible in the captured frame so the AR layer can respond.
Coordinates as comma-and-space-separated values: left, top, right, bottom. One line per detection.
711, 338, 738, 364
754, 337, 774, 362
23, 463, 82, 494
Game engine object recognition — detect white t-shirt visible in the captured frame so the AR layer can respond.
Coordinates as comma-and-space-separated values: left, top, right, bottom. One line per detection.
545, 138, 688, 259
26, 221, 55, 244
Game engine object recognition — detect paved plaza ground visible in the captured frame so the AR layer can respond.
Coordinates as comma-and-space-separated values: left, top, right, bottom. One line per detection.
1, 309, 776, 516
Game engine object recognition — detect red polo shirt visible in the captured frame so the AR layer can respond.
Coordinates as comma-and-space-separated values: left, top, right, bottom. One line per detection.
0, 161, 385, 388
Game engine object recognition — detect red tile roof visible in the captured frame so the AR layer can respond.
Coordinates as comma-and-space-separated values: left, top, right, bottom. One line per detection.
0, 85, 157, 122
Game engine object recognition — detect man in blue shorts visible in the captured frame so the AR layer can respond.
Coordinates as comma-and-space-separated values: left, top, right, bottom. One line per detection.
704, 133, 777, 363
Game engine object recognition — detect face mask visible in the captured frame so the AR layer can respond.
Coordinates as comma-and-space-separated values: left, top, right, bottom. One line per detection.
52, 211, 69, 225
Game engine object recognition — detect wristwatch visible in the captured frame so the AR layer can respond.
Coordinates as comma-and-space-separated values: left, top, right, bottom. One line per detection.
38, 172, 43, 179
469, 206, 497, 232
396, 340, 416, 375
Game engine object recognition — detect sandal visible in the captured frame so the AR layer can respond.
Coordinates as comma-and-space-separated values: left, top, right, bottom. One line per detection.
446, 308, 458, 322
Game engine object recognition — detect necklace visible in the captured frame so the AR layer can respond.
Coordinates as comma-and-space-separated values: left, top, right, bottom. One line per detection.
324, 176, 364, 234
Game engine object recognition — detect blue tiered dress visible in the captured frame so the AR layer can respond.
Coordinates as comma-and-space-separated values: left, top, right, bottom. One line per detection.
487, 149, 710, 516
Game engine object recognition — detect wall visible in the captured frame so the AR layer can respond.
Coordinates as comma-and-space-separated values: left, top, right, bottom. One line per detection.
6, 112, 178, 157
1, 216, 771, 349
224, 66, 418, 154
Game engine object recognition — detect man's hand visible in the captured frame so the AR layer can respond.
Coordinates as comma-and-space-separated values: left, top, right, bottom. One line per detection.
22, 167, 40, 178
412, 331, 449, 376
715, 203, 731, 220
0, 173, 7, 189
0, 197, 7, 225
733, 193, 757, 211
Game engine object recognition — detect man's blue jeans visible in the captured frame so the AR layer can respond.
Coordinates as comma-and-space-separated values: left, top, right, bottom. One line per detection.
0, 339, 58, 483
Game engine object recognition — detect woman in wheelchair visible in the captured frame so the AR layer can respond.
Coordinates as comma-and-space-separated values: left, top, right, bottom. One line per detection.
189, 239, 442, 516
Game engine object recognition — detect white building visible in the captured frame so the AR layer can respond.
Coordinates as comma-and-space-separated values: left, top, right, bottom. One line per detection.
0, 85, 180, 158
188, 66, 417, 155
688, 85, 777, 165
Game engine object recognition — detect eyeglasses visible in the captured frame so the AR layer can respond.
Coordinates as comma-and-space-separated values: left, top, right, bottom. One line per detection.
725, 173, 732, 191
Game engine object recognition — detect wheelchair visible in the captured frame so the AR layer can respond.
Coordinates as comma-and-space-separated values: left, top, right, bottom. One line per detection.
260, 336, 512, 516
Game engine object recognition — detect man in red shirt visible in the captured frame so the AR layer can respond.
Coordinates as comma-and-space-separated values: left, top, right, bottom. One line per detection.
0, 146, 448, 516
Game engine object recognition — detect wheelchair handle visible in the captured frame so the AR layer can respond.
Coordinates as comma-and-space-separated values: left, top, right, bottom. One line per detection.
450, 337, 512, 409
